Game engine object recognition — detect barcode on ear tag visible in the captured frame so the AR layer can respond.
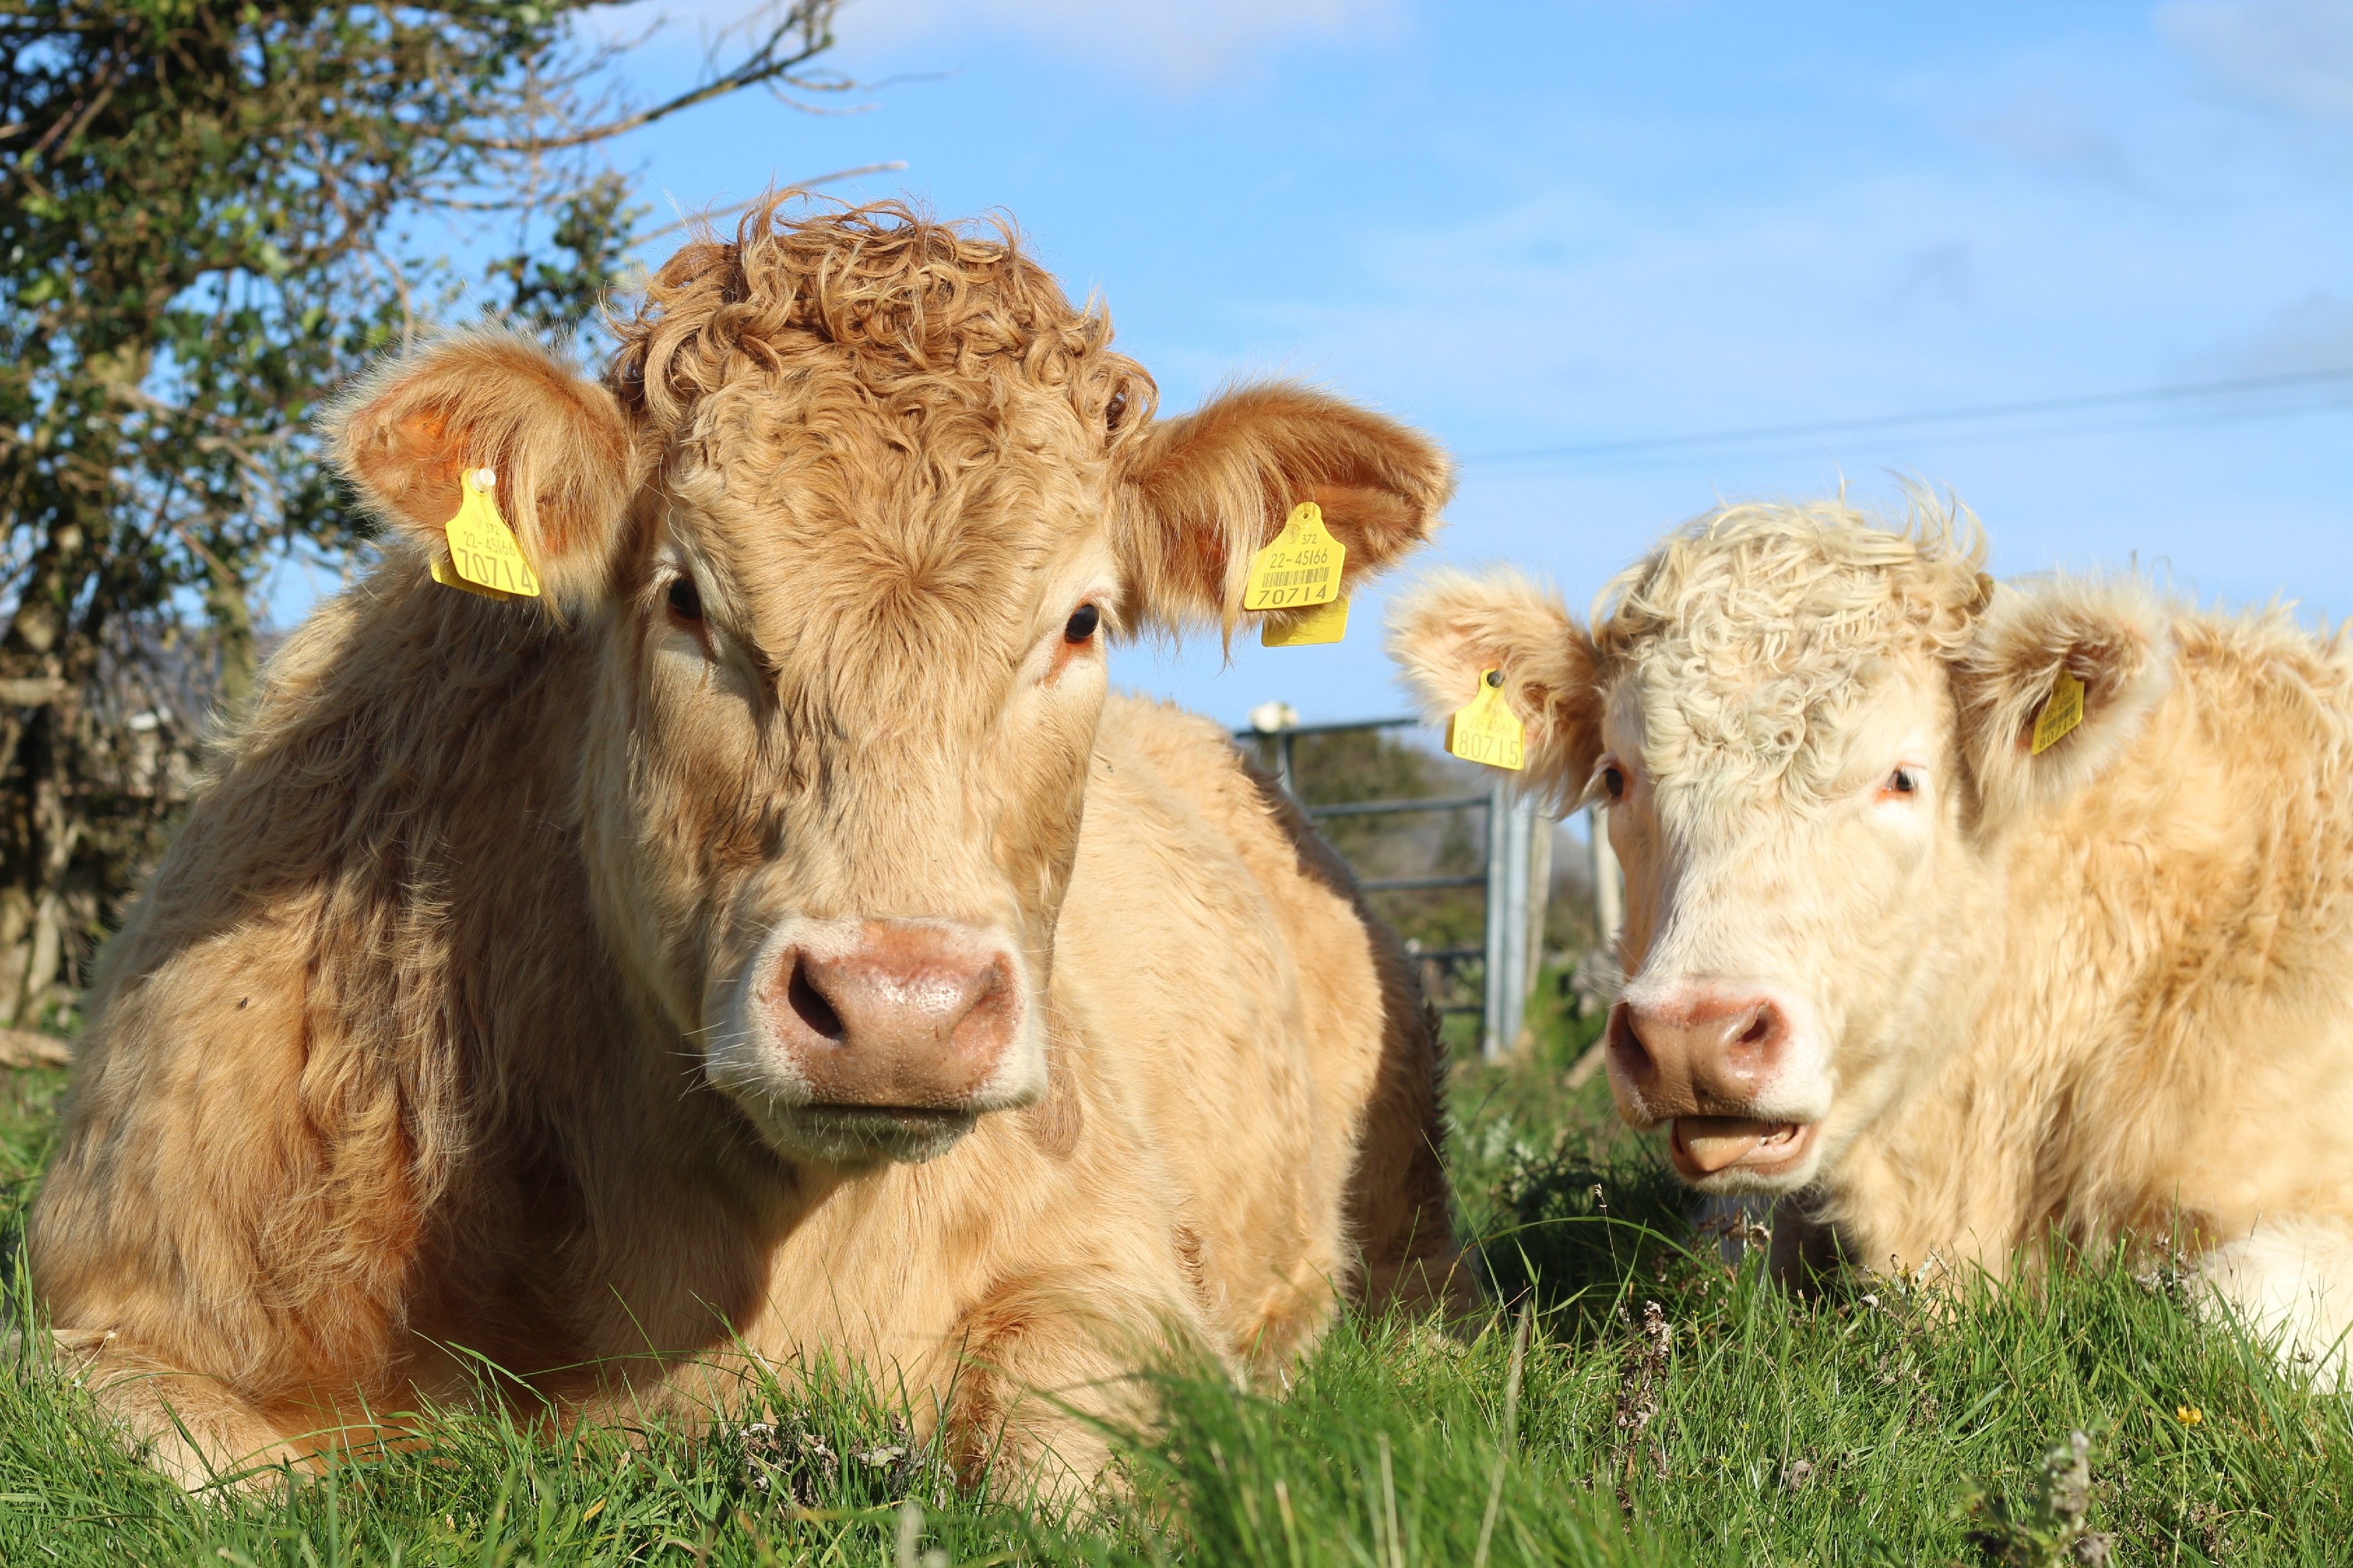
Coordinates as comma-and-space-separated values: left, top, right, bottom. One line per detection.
1261, 595, 1349, 647
1446, 668, 1525, 771
435, 468, 541, 600
2030, 668, 2085, 755
1242, 502, 1345, 612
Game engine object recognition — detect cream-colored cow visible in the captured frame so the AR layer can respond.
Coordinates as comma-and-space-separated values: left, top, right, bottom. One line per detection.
1391, 497, 2353, 1380
28, 200, 1468, 1489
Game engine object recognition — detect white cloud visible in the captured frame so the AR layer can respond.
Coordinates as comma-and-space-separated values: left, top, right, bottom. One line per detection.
1889, 240, 1976, 311
1967, 85, 2141, 185
2202, 290, 2353, 374
2156, 0, 2353, 120
838, 0, 1403, 92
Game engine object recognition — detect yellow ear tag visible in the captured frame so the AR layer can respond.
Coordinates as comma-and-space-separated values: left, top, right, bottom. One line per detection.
1446, 668, 1525, 770
428, 551, 522, 602
2030, 667, 2085, 755
430, 468, 540, 600
1261, 595, 1349, 648
1242, 501, 1346, 612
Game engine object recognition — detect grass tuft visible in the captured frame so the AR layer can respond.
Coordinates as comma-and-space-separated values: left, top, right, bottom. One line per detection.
6, 981, 2352, 1565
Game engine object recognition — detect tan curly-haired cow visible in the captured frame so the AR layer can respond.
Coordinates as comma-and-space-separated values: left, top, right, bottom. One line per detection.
28, 200, 1466, 1489
1391, 499, 2353, 1383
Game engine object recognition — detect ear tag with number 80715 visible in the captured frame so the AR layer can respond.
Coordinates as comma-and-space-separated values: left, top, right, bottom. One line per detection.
1242, 501, 1345, 612
430, 468, 541, 601
1447, 668, 1525, 770
2030, 667, 2084, 755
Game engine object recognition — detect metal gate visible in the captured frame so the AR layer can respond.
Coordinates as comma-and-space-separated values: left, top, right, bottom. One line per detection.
1238, 713, 1546, 1060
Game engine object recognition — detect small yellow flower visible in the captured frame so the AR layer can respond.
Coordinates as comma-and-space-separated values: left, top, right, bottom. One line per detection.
2176, 1405, 2204, 1426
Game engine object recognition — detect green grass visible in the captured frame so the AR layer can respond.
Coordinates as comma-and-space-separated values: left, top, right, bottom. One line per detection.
3, 988, 2349, 1565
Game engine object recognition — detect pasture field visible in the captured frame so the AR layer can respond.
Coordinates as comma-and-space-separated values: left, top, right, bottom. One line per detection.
1, 989, 2348, 1565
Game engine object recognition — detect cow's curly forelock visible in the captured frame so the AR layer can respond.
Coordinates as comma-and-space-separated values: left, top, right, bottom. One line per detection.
608, 194, 1155, 442
1595, 494, 1993, 801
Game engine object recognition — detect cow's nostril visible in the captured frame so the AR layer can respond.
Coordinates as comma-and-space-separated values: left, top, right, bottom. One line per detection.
1607, 1005, 1654, 1075
787, 958, 845, 1042
1739, 1007, 1773, 1047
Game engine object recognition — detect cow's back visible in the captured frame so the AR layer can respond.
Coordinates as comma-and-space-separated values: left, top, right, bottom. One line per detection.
2036, 610, 2353, 1246
1837, 606, 2353, 1267
1051, 696, 1462, 1363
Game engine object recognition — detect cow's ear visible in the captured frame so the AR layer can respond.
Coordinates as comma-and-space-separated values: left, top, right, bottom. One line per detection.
1111, 382, 1451, 634
1386, 569, 1605, 812
1952, 575, 2173, 825
324, 329, 638, 610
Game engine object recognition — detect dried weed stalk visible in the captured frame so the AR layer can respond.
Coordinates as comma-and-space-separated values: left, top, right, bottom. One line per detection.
1611, 1298, 1673, 1507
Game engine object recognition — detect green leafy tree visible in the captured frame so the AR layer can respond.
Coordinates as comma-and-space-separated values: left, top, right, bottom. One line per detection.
0, 0, 851, 1026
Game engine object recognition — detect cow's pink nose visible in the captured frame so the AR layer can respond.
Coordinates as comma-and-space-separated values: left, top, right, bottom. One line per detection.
762, 924, 1020, 1108
1607, 991, 1790, 1122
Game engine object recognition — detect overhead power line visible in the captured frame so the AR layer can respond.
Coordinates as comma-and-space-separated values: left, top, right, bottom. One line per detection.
1464, 364, 2353, 467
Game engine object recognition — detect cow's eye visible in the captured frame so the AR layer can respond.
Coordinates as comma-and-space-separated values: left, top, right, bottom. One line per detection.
1065, 604, 1101, 643
1886, 768, 1918, 796
666, 576, 704, 623
1603, 766, 1626, 799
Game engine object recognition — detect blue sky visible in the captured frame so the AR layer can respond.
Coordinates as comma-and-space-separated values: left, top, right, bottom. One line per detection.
432, 0, 2353, 727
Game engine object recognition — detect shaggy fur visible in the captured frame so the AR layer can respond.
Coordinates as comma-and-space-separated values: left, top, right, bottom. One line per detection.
28, 198, 1466, 1489
1390, 496, 2353, 1383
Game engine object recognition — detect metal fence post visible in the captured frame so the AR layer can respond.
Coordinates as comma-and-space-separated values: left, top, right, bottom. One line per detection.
1482, 782, 1507, 1058
1524, 809, 1552, 1003
1482, 790, 1536, 1059
1246, 702, 1300, 795
1231, 710, 1515, 1034
1504, 796, 1533, 1055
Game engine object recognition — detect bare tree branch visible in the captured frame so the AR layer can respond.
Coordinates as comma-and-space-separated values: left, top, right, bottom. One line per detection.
461, 1, 847, 154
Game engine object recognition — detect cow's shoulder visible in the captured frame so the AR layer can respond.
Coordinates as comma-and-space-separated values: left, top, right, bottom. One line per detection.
1092, 692, 1240, 776
1091, 694, 1350, 885
1081, 692, 1396, 1070
1076, 694, 1378, 973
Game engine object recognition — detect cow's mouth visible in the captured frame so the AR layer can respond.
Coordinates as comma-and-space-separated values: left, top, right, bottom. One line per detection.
1669, 1116, 1814, 1182
807, 1104, 971, 1126
783, 1104, 978, 1165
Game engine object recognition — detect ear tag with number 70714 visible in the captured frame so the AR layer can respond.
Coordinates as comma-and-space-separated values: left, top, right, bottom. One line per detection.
430, 468, 541, 601
1261, 595, 1349, 647
1447, 668, 1525, 770
1242, 502, 1345, 612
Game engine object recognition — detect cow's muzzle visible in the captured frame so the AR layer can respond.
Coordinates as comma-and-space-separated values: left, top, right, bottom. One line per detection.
720, 917, 1041, 1163
1605, 991, 1817, 1186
